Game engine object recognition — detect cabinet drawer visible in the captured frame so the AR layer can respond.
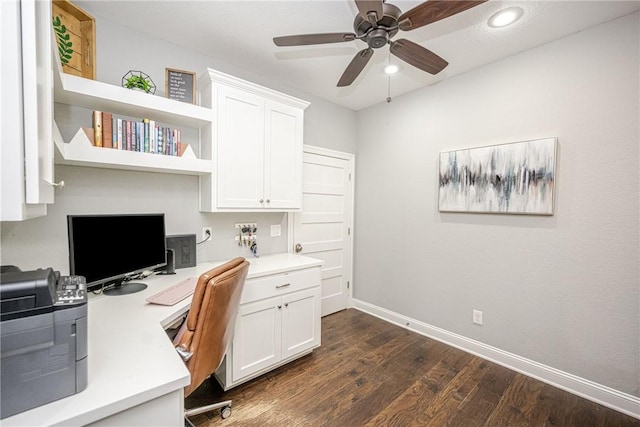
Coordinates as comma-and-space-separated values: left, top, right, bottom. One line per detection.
241, 267, 320, 304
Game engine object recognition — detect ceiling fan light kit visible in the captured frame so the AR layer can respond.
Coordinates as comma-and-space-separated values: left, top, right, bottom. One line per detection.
384, 64, 398, 74
273, 0, 488, 88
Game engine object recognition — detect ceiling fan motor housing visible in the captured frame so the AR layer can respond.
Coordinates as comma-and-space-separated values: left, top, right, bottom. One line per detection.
353, 2, 401, 49
367, 29, 389, 48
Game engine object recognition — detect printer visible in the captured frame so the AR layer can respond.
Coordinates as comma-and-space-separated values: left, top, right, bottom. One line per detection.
0, 266, 88, 419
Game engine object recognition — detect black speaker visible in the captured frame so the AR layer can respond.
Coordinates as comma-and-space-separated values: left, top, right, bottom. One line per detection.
157, 248, 176, 275
166, 234, 196, 269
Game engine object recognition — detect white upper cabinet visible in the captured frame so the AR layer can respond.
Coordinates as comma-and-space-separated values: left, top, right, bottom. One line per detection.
1, 0, 55, 221
5, 1, 309, 217
199, 69, 309, 212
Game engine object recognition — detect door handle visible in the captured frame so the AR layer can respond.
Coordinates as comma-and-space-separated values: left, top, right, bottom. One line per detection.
294, 243, 303, 253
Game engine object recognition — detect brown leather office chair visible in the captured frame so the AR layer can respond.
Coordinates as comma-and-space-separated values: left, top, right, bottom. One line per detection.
173, 257, 249, 424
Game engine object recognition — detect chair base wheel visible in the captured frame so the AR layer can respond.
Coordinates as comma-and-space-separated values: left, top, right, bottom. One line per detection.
221, 406, 232, 419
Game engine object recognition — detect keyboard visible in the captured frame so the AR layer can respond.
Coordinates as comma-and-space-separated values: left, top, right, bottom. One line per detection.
146, 277, 198, 306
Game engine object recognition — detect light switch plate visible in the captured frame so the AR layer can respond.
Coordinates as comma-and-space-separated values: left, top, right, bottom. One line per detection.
270, 224, 281, 237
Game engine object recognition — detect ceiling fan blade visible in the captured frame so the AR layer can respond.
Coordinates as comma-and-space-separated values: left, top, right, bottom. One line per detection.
390, 39, 448, 75
355, 0, 384, 23
398, 0, 487, 31
273, 33, 356, 46
337, 48, 374, 87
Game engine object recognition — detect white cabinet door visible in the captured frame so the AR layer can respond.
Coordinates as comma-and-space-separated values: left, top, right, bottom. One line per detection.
216, 85, 265, 209
231, 296, 281, 382
281, 287, 321, 360
264, 102, 303, 210
23, 0, 54, 205
1, 0, 53, 221
231, 287, 320, 383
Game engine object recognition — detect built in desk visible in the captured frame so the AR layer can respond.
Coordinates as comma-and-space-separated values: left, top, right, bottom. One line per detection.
2, 253, 322, 427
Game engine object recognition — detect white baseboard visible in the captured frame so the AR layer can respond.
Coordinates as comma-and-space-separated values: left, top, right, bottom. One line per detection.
350, 299, 640, 420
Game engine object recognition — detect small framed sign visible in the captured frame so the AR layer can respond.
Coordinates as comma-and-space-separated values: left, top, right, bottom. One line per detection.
165, 68, 196, 104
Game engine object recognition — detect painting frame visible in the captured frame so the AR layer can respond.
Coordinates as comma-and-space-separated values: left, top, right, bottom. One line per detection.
438, 137, 557, 215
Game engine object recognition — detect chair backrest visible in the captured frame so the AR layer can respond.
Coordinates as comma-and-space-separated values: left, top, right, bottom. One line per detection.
173, 257, 249, 397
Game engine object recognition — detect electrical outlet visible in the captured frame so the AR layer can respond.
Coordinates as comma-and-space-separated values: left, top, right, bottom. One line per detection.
473, 309, 483, 325
202, 227, 212, 242
270, 224, 281, 237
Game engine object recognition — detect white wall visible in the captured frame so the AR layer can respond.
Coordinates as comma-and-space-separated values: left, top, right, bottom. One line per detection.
0, 7, 356, 272
354, 12, 639, 398
88, 10, 358, 155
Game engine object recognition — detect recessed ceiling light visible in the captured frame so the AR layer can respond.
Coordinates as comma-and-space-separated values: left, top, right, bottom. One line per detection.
384, 64, 399, 75
488, 7, 523, 28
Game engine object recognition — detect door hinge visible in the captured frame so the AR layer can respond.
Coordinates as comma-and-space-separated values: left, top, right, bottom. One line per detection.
349, 173, 351, 181
348, 227, 351, 236
347, 281, 350, 289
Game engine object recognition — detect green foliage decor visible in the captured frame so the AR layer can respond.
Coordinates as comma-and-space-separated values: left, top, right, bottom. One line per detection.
122, 70, 156, 94
52, 16, 73, 65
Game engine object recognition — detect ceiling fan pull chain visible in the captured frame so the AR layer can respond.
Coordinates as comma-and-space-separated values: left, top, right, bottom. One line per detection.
387, 52, 392, 103
387, 75, 392, 103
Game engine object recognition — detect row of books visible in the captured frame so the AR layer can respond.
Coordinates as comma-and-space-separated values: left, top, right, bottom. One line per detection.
92, 111, 183, 156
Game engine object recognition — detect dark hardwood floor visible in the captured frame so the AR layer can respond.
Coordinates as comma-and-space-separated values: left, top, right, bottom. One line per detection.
186, 309, 639, 427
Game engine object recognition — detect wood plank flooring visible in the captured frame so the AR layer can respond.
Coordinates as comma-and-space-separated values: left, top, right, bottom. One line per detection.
185, 309, 639, 427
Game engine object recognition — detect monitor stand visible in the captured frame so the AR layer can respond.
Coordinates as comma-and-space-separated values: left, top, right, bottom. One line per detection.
103, 281, 147, 296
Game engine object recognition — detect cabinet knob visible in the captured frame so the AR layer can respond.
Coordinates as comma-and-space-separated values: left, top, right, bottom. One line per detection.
45, 179, 65, 188
259, 199, 264, 203
266, 199, 270, 203
277, 305, 282, 309
294, 243, 303, 253
284, 303, 289, 307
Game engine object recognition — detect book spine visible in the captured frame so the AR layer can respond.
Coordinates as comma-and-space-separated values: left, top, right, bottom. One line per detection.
149, 120, 156, 153
173, 129, 178, 156
133, 121, 138, 151
112, 116, 118, 149
143, 118, 149, 153
102, 112, 113, 148
126, 120, 132, 151
116, 119, 123, 150
157, 126, 163, 155
137, 121, 142, 151
93, 110, 103, 147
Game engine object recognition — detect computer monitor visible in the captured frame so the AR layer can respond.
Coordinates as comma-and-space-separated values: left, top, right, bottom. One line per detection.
67, 213, 167, 296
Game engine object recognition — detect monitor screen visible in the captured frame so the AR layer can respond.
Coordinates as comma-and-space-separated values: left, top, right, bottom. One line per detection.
67, 213, 167, 295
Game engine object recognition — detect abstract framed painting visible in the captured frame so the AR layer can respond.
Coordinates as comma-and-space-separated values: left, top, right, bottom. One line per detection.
438, 137, 557, 215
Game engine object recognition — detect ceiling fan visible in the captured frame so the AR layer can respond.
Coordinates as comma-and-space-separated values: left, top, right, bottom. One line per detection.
273, 0, 487, 87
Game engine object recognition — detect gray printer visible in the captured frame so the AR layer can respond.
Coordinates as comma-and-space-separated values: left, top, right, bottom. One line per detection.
1, 267, 88, 419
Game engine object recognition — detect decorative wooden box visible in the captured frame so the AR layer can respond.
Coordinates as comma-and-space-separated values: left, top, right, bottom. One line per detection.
52, 0, 96, 79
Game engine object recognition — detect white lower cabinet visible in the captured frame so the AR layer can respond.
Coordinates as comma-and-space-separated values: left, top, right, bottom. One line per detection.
215, 266, 321, 390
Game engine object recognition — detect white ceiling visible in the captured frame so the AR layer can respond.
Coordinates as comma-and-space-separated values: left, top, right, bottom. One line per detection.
77, 1, 639, 111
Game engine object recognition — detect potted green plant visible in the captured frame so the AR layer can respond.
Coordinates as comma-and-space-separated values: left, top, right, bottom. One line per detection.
122, 71, 156, 94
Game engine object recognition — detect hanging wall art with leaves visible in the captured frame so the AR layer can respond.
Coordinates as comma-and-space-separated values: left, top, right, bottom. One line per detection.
52, 16, 73, 65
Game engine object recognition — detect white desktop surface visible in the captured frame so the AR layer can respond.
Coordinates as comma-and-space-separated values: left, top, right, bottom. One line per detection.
2, 253, 323, 427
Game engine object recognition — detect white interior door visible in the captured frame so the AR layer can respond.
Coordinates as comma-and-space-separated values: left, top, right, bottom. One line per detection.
291, 146, 354, 317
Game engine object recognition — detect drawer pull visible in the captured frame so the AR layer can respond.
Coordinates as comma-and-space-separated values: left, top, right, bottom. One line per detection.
275, 283, 291, 289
